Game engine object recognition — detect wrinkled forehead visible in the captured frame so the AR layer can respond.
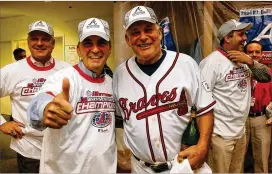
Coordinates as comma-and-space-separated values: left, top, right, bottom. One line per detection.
247, 43, 262, 50
81, 35, 109, 43
28, 30, 53, 38
233, 28, 247, 34
127, 20, 157, 31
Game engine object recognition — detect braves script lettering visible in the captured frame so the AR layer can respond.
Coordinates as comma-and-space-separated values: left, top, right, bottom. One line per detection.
119, 87, 187, 120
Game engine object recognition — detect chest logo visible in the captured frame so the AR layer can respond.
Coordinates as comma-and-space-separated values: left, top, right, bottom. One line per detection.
92, 112, 112, 128
225, 66, 250, 82
238, 79, 248, 90
119, 88, 188, 120
21, 78, 46, 96
75, 90, 115, 114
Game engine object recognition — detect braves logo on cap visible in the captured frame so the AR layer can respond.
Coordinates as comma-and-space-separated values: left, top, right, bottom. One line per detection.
78, 18, 110, 42
124, 6, 158, 30
87, 19, 99, 29
35, 21, 45, 27
29, 20, 54, 36
132, 6, 145, 17
92, 112, 112, 128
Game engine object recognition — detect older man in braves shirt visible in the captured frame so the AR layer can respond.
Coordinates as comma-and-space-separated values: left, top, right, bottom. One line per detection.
27, 17, 116, 173
199, 19, 271, 173
113, 6, 216, 173
0, 20, 70, 173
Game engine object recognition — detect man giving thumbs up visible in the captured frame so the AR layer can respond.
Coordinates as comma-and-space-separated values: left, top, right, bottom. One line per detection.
42, 77, 72, 129
27, 18, 116, 173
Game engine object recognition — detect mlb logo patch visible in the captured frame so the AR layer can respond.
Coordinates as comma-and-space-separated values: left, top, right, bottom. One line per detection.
92, 112, 112, 128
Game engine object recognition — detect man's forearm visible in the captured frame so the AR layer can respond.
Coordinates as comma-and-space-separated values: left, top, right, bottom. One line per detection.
196, 110, 214, 148
250, 61, 271, 82
27, 93, 53, 131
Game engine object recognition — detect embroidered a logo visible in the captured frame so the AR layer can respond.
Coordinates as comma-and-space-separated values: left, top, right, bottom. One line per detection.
86, 19, 99, 29
119, 88, 188, 121
35, 21, 45, 27
132, 7, 145, 17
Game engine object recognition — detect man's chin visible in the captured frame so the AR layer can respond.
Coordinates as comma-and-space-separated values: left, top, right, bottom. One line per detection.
33, 55, 50, 60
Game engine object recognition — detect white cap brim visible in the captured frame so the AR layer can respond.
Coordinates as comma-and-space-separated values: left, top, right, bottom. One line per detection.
28, 29, 53, 36
124, 17, 157, 30
80, 31, 110, 42
234, 23, 252, 31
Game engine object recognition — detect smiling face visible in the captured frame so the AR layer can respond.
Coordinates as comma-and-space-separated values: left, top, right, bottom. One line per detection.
27, 31, 55, 63
77, 35, 111, 76
125, 21, 162, 65
225, 29, 248, 51
245, 42, 262, 62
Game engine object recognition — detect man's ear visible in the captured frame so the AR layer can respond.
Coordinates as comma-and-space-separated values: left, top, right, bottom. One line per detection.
52, 38, 55, 45
159, 26, 163, 41
224, 35, 232, 44
76, 42, 81, 57
108, 41, 112, 55
125, 34, 131, 47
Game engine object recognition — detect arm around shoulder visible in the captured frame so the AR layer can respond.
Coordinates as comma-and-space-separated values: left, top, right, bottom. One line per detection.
250, 61, 271, 82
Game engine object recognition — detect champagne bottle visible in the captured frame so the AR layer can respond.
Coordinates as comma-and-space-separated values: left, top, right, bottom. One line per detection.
180, 105, 199, 151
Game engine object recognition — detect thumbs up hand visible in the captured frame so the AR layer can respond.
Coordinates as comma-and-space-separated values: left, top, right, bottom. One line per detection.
43, 78, 73, 129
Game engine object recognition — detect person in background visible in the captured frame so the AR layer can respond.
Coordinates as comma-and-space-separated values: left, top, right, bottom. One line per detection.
0, 20, 70, 173
27, 17, 116, 173
199, 19, 271, 173
243, 40, 272, 173
13, 48, 26, 61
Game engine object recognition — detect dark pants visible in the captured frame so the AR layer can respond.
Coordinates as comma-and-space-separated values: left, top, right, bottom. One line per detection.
17, 153, 39, 173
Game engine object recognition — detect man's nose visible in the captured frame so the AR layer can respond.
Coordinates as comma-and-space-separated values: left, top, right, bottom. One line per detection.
242, 34, 247, 41
91, 44, 100, 53
139, 32, 148, 41
36, 39, 43, 45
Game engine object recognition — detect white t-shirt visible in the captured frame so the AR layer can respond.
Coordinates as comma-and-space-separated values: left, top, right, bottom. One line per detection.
0, 56, 70, 159
199, 48, 251, 139
35, 64, 117, 173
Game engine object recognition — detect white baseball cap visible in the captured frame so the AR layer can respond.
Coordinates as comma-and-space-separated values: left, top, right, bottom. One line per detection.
124, 6, 158, 30
217, 19, 252, 41
28, 20, 54, 36
78, 18, 110, 42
